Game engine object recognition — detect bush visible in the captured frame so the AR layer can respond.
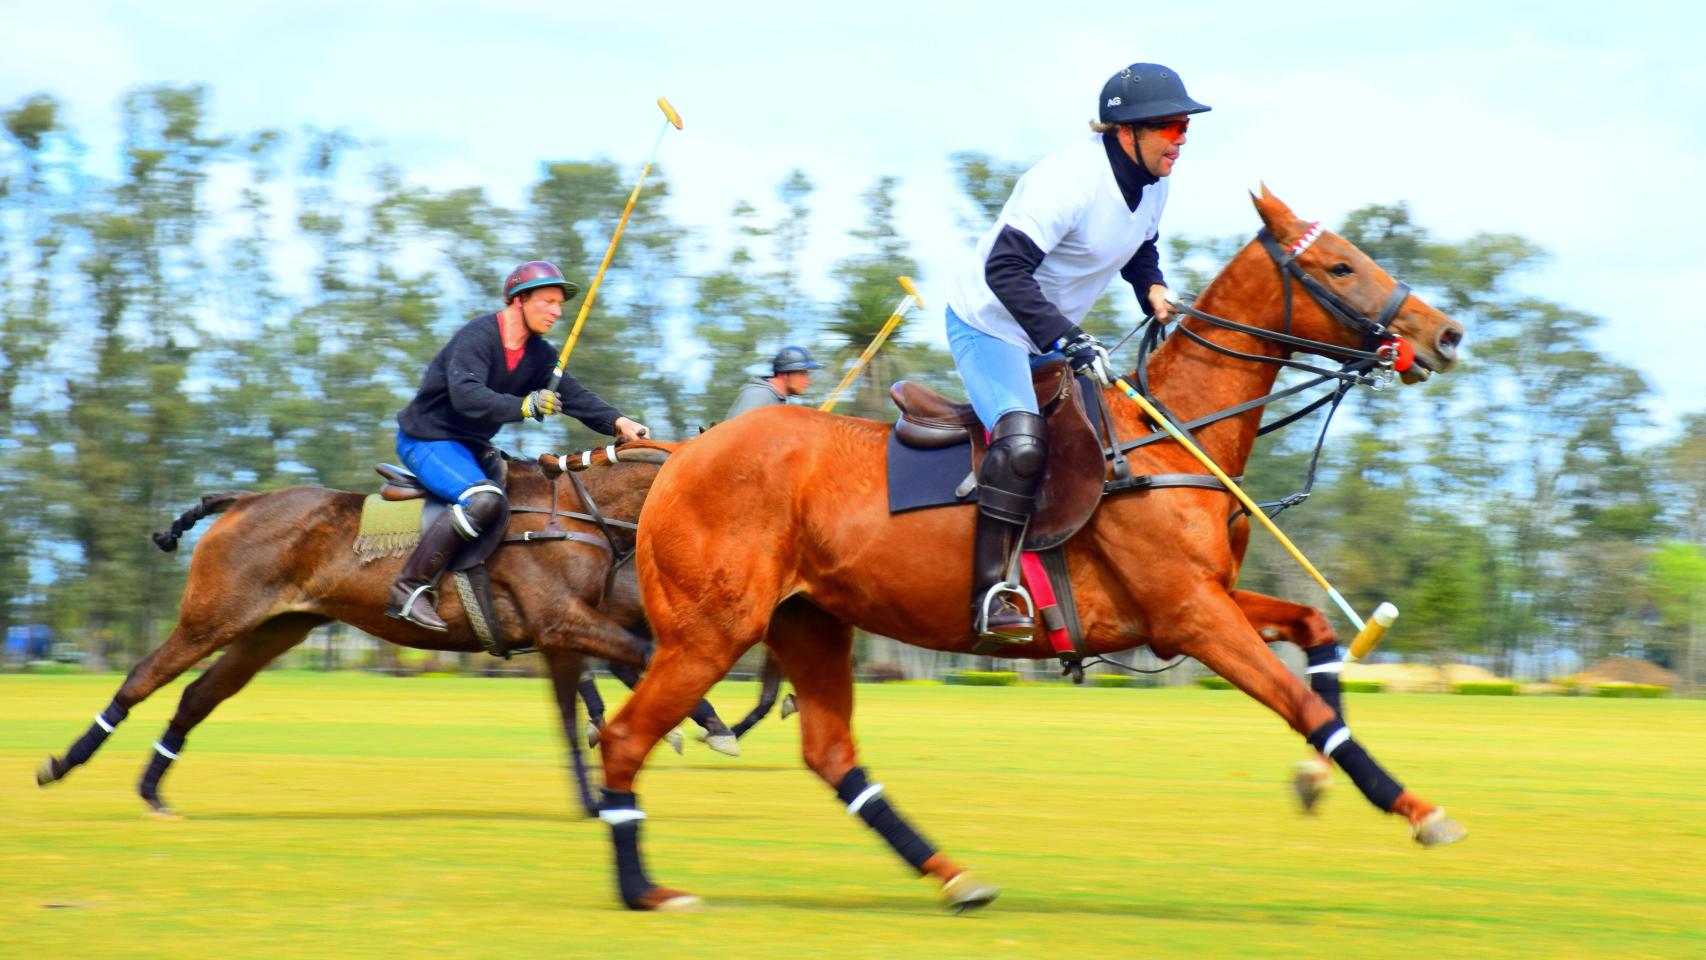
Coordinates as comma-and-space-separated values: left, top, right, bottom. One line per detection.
1196, 675, 1234, 690
1453, 681, 1518, 696
1594, 682, 1666, 699
1340, 679, 1387, 694
943, 670, 1018, 687
1089, 672, 1134, 688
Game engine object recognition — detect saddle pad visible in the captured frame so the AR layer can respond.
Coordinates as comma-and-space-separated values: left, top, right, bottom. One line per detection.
886, 430, 975, 514
354, 495, 425, 561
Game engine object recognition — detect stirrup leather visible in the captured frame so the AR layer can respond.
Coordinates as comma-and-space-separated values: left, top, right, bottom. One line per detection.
975, 580, 1036, 642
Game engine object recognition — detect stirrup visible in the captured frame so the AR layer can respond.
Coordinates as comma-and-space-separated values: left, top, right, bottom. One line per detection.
975, 580, 1036, 643
389, 583, 446, 632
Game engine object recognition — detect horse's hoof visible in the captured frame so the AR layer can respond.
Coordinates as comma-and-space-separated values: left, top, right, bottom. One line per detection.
633, 886, 702, 912
702, 733, 740, 758
36, 756, 63, 787
780, 693, 798, 719
664, 731, 683, 755
1412, 808, 1468, 847
1293, 757, 1331, 813
147, 804, 181, 821
585, 721, 601, 749
940, 872, 1000, 914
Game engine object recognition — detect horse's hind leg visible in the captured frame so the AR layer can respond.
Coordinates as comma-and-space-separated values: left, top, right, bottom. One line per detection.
729, 654, 788, 739
1232, 589, 1345, 811
764, 599, 999, 913
37, 612, 263, 788
133, 614, 321, 815
1178, 590, 1466, 847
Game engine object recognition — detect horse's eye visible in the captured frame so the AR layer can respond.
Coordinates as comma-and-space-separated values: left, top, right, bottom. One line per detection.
1329, 263, 1354, 277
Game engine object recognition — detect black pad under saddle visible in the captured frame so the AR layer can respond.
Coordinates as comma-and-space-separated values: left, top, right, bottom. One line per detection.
885, 361, 1106, 551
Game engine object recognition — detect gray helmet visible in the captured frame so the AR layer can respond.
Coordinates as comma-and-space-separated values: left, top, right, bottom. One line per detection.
1098, 63, 1211, 125
772, 345, 821, 374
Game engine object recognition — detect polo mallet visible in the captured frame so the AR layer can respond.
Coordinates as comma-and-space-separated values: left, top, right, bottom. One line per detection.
818, 276, 923, 412
1110, 375, 1398, 656
547, 96, 684, 391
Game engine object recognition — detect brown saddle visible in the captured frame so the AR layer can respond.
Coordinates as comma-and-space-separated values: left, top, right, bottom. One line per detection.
889, 360, 1106, 551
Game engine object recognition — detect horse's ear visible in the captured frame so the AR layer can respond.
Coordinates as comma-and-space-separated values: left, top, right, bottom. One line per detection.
1249, 183, 1306, 242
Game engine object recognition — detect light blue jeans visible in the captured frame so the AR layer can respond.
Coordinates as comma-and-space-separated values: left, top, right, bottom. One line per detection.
946, 307, 1060, 432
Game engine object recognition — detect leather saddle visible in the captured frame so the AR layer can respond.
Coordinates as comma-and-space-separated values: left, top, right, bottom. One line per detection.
889, 360, 1106, 551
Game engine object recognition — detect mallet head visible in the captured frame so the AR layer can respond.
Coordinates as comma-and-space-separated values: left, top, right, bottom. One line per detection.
657, 97, 683, 130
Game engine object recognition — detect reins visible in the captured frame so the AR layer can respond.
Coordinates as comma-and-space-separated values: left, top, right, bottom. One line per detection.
1104, 224, 1414, 520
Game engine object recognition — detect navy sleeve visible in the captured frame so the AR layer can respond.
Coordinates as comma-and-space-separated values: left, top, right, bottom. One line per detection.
445, 333, 526, 425
1120, 236, 1166, 317
554, 372, 623, 436
985, 225, 1077, 350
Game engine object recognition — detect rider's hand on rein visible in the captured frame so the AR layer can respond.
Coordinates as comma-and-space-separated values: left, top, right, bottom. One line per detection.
1056, 326, 1113, 386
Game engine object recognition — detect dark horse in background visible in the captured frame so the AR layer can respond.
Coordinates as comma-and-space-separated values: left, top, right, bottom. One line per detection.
595, 189, 1470, 911
35, 454, 682, 816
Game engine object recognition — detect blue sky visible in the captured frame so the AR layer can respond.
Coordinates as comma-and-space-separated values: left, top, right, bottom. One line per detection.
5, 0, 1703, 423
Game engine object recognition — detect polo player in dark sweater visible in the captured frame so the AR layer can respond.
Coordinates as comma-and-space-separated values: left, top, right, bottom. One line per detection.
387, 260, 649, 631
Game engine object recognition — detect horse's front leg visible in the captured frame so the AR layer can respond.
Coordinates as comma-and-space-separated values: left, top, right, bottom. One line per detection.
1231, 589, 1345, 811
1173, 588, 1466, 847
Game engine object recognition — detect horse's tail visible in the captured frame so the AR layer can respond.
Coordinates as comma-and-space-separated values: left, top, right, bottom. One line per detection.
152, 491, 249, 553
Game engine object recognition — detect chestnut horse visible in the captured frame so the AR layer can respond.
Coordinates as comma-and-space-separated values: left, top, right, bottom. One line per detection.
35, 456, 668, 817
596, 188, 1469, 911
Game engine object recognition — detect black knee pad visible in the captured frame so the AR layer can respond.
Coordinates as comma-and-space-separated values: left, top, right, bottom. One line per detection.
452, 483, 507, 541
977, 412, 1047, 522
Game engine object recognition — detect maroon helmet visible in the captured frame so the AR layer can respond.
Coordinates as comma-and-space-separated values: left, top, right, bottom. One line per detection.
503, 260, 580, 303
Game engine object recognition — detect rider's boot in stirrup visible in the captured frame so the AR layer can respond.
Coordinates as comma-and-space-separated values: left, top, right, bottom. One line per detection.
385, 512, 462, 632
970, 410, 1047, 643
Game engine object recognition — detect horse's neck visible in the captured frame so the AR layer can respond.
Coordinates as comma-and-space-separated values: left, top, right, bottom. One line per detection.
1135, 247, 1286, 475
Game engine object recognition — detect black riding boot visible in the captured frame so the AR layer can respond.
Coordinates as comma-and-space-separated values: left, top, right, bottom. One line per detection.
385, 512, 462, 632
971, 411, 1047, 643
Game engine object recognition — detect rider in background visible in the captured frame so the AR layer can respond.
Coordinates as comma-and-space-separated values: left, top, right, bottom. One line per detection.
943, 62, 1209, 643
387, 260, 650, 632
725, 345, 821, 420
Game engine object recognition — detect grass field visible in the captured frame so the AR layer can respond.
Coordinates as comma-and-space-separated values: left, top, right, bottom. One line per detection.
3, 672, 1703, 959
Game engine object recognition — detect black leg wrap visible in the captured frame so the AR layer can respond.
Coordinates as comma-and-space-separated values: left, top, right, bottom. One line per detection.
689, 698, 728, 736
729, 683, 778, 739
63, 700, 130, 770
579, 673, 606, 726
1307, 719, 1404, 811
139, 729, 187, 806
600, 788, 654, 906
1305, 644, 1344, 718
834, 767, 937, 873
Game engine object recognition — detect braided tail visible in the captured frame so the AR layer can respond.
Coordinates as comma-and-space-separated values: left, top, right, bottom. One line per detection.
152, 491, 247, 553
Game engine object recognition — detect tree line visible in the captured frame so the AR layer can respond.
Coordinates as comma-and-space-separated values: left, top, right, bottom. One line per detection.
1, 86, 1700, 683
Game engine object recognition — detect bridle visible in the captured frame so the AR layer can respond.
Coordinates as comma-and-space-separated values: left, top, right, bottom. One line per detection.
1104, 222, 1424, 518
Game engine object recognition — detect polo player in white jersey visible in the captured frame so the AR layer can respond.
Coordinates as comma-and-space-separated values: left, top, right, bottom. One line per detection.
944, 62, 1211, 643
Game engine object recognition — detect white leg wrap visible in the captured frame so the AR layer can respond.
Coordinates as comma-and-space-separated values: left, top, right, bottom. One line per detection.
599, 808, 647, 826
94, 714, 115, 733
1321, 726, 1352, 757
846, 783, 885, 815
153, 741, 179, 760
1306, 661, 1344, 675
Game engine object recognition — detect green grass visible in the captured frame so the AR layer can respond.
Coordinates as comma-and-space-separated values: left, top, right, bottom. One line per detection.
3, 673, 1703, 959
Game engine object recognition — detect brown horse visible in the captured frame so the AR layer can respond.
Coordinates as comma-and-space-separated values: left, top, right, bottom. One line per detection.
595, 188, 1469, 911
35, 455, 669, 817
